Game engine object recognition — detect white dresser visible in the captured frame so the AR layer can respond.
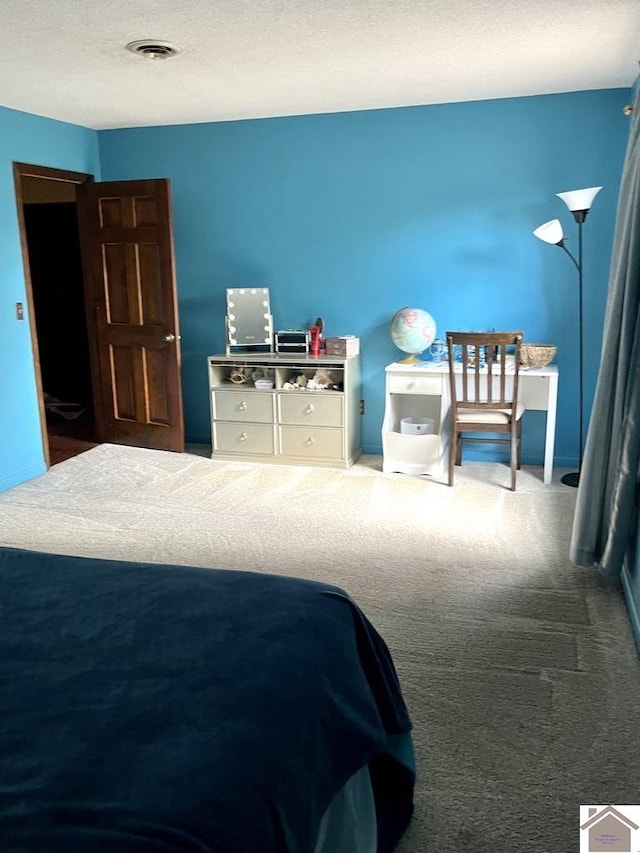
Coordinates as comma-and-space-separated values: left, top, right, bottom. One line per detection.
207, 353, 361, 468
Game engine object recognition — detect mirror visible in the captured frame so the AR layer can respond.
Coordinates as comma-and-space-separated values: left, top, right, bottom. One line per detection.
225, 288, 273, 354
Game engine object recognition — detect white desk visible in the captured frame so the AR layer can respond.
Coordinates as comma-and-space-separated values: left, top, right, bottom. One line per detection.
382, 362, 559, 484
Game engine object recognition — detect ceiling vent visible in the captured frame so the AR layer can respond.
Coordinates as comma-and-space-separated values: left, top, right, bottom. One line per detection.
125, 40, 182, 60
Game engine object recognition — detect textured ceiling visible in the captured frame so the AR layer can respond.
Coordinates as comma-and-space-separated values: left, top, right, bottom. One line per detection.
1, 0, 639, 130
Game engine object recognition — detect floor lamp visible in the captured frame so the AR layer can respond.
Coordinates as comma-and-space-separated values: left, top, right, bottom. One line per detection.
533, 186, 603, 488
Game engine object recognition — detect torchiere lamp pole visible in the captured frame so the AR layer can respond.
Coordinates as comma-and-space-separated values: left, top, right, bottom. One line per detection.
533, 186, 602, 487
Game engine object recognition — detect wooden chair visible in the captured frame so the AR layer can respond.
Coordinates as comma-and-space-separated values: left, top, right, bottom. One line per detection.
446, 331, 524, 491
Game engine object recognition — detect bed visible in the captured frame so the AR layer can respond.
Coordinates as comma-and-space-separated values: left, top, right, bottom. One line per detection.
0, 546, 414, 852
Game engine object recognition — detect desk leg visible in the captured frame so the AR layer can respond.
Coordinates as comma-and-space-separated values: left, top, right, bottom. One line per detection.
543, 374, 559, 485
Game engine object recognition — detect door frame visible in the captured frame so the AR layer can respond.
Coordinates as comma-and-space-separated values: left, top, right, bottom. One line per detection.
13, 162, 96, 469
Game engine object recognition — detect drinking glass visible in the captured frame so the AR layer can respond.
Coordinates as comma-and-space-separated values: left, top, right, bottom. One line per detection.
429, 339, 447, 363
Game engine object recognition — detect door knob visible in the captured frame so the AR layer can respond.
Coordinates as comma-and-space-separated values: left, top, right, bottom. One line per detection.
162, 333, 176, 342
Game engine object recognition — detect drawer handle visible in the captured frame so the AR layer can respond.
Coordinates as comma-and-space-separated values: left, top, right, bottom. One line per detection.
305, 436, 314, 446
305, 403, 314, 414
406, 381, 415, 390
239, 432, 248, 442
238, 401, 247, 411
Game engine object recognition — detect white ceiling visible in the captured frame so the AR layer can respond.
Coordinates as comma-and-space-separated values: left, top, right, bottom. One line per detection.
2, 0, 639, 130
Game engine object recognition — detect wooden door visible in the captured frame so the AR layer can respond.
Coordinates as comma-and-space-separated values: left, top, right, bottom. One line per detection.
77, 179, 184, 452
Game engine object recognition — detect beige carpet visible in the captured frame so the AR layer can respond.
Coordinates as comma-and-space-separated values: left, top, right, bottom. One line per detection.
1, 444, 639, 852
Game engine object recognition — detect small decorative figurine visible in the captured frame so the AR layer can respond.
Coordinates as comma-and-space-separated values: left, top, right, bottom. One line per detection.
229, 367, 248, 384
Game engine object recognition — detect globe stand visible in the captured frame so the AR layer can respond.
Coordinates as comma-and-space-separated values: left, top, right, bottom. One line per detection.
397, 353, 424, 364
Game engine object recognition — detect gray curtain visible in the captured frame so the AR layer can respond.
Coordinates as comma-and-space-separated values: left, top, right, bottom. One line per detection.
570, 86, 640, 574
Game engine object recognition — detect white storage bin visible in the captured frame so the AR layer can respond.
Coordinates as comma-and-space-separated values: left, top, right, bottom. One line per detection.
400, 417, 435, 435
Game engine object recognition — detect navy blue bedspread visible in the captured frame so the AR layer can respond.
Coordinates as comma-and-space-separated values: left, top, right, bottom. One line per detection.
0, 547, 414, 852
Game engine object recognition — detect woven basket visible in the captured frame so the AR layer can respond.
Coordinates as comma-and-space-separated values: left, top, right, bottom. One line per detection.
519, 343, 557, 368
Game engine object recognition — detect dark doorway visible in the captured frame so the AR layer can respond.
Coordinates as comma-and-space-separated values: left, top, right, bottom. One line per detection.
23, 201, 96, 455
19, 175, 98, 465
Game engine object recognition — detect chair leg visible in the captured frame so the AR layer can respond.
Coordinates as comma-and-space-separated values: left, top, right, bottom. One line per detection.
510, 428, 517, 491
456, 434, 463, 466
448, 430, 456, 486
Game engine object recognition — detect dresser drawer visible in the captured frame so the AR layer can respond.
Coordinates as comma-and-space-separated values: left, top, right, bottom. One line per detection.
213, 422, 275, 455
278, 393, 343, 427
212, 390, 275, 424
387, 373, 443, 396
279, 426, 344, 460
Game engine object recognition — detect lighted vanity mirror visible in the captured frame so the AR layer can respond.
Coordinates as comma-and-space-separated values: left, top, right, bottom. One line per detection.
225, 288, 274, 354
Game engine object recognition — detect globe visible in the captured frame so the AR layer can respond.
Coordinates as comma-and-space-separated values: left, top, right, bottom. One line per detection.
390, 307, 437, 363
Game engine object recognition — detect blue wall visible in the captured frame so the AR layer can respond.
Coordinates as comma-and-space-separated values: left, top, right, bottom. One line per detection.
99, 88, 630, 461
0, 106, 100, 491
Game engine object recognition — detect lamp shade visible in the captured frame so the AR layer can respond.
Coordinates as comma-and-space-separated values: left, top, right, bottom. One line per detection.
533, 219, 564, 245
556, 186, 602, 212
